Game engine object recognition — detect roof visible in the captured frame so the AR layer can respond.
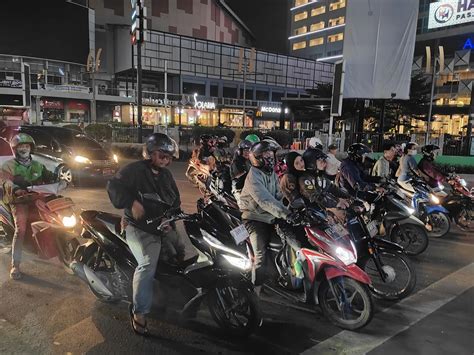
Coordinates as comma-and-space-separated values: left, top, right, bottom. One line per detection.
217, 0, 256, 40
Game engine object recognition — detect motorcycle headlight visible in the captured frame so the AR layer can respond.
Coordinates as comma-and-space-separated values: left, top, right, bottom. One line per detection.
222, 254, 252, 271
334, 246, 357, 266
113, 154, 119, 163
62, 214, 77, 228
459, 179, 467, 187
429, 194, 440, 204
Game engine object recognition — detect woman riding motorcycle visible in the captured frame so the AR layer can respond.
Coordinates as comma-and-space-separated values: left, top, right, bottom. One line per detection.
230, 139, 253, 203
280, 151, 306, 205
418, 145, 445, 188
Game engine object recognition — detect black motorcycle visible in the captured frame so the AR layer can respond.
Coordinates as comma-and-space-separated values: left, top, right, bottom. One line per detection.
71, 196, 261, 337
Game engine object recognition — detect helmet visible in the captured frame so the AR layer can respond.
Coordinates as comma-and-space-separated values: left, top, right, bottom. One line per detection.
10, 133, 36, 151
199, 134, 213, 146
303, 148, 328, 171
262, 137, 282, 150
145, 133, 177, 157
421, 144, 440, 160
238, 139, 253, 150
347, 143, 372, 162
245, 134, 260, 144
308, 137, 323, 150
250, 140, 281, 169
218, 135, 228, 143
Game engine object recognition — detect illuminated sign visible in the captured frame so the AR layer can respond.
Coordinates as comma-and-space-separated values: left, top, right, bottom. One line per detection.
463, 37, 474, 49
193, 93, 216, 110
260, 106, 289, 114
428, 0, 474, 29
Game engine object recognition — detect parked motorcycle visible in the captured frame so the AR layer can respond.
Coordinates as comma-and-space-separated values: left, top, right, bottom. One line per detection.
442, 172, 474, 230
0, 182, 79, 270
268, 201, 374, 330
71, 196, 261, 337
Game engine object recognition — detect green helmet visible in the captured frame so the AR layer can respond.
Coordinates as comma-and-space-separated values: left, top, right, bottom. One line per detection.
10, 133, 36, 151
245, 134, 260, 144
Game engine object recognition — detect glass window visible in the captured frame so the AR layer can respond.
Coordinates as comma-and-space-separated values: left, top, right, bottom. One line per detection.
294, 26, 307, 35
311, 6, 326, 16
328, 33, 344, 42
292, 41, 307, 50
329, 0, 346, 11
294, 11, 308, 22
329, 16, 345, 27
309, 37, 324, 46
310, 21, 325, 31
295, 0, 308, 6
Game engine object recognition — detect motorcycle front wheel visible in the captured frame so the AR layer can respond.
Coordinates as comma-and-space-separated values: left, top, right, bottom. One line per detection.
428, 212, 451, 238
454, 208, 472, 230
390, 224, 429, 256
360, 251, 416, 301
207, 286, 261, 338
317, 276, 374, 330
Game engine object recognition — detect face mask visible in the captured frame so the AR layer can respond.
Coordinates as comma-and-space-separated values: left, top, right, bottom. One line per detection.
261, 156, 275, 172
16, 147, 31, 159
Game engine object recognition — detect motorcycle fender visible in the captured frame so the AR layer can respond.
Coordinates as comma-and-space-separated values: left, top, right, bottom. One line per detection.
324, 264, 371, 285
425, 204, 449, 215
400, 215, 425, 228
372, 237, 405, 253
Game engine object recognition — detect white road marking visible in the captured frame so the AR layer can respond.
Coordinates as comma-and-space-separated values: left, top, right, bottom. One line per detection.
301, 262, 474, 355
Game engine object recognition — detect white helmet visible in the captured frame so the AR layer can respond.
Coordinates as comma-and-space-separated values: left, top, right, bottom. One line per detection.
308, 137, 323, 149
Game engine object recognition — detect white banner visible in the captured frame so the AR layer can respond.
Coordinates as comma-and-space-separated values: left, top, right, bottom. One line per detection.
342, 0, 418, 100
428, 0, 474, 29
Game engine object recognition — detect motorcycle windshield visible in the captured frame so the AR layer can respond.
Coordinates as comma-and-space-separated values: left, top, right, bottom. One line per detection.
201, 202, 242, 244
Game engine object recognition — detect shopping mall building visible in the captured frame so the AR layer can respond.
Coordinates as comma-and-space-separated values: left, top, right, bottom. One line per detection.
0, 0, 333, 131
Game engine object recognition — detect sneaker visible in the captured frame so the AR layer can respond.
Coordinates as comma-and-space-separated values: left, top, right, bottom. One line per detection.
10, 266, 22, 280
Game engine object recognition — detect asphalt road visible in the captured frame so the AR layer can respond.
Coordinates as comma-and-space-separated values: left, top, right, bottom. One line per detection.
0, 161, 473, 354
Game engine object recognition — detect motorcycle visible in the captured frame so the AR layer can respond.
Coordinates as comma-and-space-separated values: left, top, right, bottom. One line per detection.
0, 182, 79, 270
396, 176, 451, 238
268, 201, 374, 330
71, 196, 261, 337
442, 172, 474, 230
185, 157, 211, 194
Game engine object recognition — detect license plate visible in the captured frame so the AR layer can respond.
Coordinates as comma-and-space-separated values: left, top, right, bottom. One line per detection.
103, 168, 115, 176
230, 224, 250, 245
367, 221, 378, 237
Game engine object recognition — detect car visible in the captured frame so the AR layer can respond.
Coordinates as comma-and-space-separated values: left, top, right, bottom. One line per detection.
0, 137, 14, 167
19, 125, 119, 185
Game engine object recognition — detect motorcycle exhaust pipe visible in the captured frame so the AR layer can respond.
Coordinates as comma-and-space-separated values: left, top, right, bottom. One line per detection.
70, 261, 115, 299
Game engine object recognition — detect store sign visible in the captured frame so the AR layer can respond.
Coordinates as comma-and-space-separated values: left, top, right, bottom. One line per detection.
40, 99, 64, 110
463, 37, 474, 49
43, 84, 91, 94
261, 106, 286, 113
428, 0, 474, 29
193, 93, 216, 110
0, 79, 22, 88
142, 97, 179, 107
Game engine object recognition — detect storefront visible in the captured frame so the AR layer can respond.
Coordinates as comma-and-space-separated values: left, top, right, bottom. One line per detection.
40, 98, 65, 122
66, 100, 89, 122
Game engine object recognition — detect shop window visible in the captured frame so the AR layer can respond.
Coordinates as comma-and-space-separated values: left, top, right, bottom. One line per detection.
294, 11, 308, 22
223, 86, 237, 98
329, 0, 346, 11
294, 26, 307, 35
292, 41, 307, 50
328, 33, 344, 42
295, 0, 308, 6
311, 6, 326, 16
310, 21, 325, 31
309, 37, 324, 46
329, 16, 345, 27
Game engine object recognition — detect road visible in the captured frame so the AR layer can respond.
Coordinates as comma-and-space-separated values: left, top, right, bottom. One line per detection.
0, 161, 473, 354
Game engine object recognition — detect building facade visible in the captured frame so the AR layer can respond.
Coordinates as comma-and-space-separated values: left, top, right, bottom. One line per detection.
288, 0, 346, 62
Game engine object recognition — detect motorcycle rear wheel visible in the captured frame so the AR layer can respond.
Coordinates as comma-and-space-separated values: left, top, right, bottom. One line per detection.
390, 224, 428, 256
360, 251, 416, 300
207, 286, 261, 338
428, 212, 451, 238
317, 276, 374, 330
454, 208, 472, 230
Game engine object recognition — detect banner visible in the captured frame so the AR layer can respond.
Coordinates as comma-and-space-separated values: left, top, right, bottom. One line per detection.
428, 0, 474, 29
342, 0, 418, 100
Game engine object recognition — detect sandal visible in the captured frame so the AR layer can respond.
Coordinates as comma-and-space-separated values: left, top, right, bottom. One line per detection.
129, 304, 149, 336
10, 266, 22, 280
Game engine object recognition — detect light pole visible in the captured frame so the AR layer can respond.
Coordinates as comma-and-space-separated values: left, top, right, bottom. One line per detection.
425, 45, 444, 146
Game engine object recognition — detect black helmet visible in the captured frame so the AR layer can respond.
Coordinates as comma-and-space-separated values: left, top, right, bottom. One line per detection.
421, 144, 440, 160
250, 140, 281, 168
199, 134, 213, 145
238, 139, 253, 150
347, 143, 371, 162
145, 133, 177, 156
303, 148, 328, 171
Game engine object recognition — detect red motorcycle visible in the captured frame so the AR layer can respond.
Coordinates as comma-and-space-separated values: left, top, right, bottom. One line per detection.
267, 200, 374, 330
442, 173, 474, 230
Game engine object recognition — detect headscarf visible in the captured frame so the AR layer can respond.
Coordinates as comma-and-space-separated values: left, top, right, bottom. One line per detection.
285, 151, 303, 177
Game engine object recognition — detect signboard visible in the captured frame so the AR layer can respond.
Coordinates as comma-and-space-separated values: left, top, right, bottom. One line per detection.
0, 79, 22, 88
428, 0, 474, 29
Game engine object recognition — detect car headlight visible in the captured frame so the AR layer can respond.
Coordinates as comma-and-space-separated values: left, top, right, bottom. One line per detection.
429, 193, 440, 204
113, 154, 119, 163
334, 246, 357, 266
62, 214, 77, 228
459, 179, 467, 187
74, 155, 91, 164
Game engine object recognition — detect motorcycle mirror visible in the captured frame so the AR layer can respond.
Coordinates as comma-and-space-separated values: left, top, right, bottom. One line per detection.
290, 198, 305, 210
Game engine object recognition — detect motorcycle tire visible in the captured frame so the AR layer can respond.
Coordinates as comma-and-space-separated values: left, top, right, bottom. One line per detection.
390, 224, 429, 256
56, 236, 80, 275
207, 286, 262, 338
428, 212, 451, 238
454, 208, 472, 230
0, 222, 14, 247
317, 276, 374, 330
359, 251, 416, 301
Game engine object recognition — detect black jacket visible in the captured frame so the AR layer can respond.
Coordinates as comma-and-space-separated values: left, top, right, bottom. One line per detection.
339, 158, 381, 195
107, 160, 181, 232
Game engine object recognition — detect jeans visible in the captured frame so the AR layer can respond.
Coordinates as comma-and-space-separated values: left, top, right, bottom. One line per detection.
11, 203, 29, 267
244, 219, 277, 286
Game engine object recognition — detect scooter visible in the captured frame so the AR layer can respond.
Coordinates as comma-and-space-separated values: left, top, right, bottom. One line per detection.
442, 172, 474, 230
71, 196, 261, 337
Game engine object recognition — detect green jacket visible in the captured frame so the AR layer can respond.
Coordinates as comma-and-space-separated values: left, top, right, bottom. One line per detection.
2, 159, 55, 190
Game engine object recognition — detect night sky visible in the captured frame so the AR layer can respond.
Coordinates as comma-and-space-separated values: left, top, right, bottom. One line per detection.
225, 0, 291, 54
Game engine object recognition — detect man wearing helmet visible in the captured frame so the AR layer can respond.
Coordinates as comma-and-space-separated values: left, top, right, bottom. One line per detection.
107, 133, 186, 336
339, 143, 382, 196
230, 139, 253, 203
238, 139, 295, 291
2, 133, 56, 280
418, 145, 445, 188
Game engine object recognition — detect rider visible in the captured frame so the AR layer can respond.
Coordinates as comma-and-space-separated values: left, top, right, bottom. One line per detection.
238, 140, 295, 293
245, 134, 260, 145
325, 143, 341, 181
418, 144, 445, 188
107, 133, 187, 336
396, 142, 422, 192
280, 151, 306, 205
339, 143, 382, 196
230, 139, 253, 203
2, 133, 55, 280
307, 137, 323, 150
372, 142, 397, 179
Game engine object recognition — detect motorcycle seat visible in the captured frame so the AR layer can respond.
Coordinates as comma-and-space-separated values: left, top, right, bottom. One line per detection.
96, 212, 122, 236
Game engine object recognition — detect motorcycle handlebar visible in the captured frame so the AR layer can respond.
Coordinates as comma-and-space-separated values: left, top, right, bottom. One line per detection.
146, 212, 197, 231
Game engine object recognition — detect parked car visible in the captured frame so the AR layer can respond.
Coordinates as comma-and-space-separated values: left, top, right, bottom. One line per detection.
19, 125, 119, 185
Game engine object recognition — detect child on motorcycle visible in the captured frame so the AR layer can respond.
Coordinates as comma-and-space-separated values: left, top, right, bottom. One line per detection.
2, 133, 56, 280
